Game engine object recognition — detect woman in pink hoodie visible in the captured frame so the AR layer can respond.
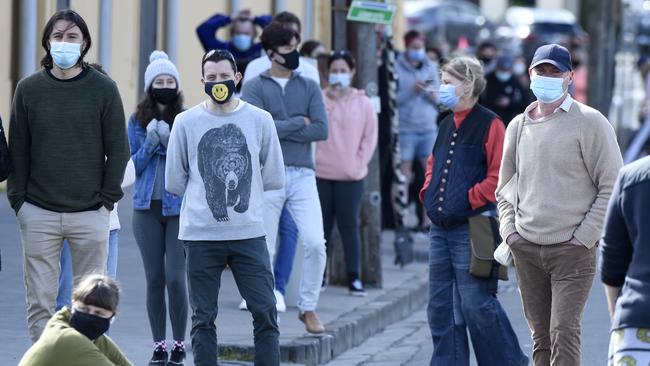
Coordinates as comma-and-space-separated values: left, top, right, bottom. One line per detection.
316, 51, 378, 296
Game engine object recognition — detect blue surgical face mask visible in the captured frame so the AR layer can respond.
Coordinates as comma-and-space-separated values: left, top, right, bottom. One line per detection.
50, 41, 81, 69
495, 71, 512, 82
530, 74, 566, 103
407, 48, 426, 62
329, 73, 351, 88
439, 83, 460, 109
232, 34, 252, 51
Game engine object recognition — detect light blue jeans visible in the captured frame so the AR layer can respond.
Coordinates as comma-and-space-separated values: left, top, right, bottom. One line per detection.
263, 167, 326, 312
56, 229, 119, 310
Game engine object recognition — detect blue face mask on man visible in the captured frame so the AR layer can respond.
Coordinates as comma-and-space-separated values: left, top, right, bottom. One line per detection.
529, 74, 566, 103
232, 34, 252, 51
50, 41, 81, 69
407, 48, 426, 62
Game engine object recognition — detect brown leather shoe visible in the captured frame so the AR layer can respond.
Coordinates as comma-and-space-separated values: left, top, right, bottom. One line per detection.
299, 311, 325, 334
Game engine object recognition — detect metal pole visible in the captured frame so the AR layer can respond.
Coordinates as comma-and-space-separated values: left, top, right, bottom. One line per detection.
57, 0, 70, 10
230, 0, 241, 14
274, 0, 287, 13
99, 0, 113, 74
165, 0, 179, 64
303, 0, 314, 39
20, 0, 37, 78
138, 0, 158, 99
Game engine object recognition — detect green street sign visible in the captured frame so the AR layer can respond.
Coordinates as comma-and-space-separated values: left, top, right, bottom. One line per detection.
346, 1, 396, 25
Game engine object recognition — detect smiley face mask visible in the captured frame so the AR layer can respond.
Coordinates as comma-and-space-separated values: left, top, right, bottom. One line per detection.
204, 79, 236, 104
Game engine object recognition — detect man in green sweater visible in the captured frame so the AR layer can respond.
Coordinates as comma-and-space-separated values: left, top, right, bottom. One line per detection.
7, 10, 129, 342
496, 44, 623, 365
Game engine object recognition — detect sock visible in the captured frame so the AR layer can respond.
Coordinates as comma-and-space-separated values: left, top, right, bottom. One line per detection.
173, 340, 185, 352
154, 340, 166, 351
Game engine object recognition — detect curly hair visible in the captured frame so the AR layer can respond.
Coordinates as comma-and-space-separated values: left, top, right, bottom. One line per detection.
134, 88, 184, 130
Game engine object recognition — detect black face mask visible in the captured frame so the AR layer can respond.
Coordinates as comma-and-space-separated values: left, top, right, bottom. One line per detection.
274, 49, 300, 70
204, 79, 236, 104
151, 87, 178, 105
70, 309, 112, 340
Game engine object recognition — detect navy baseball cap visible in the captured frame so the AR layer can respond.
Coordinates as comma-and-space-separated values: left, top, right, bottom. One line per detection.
529, 44, 572, 72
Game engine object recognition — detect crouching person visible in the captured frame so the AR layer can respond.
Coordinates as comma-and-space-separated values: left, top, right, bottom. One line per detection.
19, 274, 132, 366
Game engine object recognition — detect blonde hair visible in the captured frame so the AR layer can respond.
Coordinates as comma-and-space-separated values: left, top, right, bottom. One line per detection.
441, 56, 486, 98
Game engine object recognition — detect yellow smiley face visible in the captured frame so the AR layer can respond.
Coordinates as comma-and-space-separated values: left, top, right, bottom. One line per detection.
211, 84, 229, 102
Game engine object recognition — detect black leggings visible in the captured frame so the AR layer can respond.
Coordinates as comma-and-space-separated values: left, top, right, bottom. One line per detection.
133, 200, 188, 341
316, 178, 365, 281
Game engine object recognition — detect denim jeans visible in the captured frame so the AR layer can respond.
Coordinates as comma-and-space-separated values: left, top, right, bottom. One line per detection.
263, 167, 326, 311
427, 223, 528, 366
56, 230, 119, 310
273, 206, 299, 295
185, 237, 279, 366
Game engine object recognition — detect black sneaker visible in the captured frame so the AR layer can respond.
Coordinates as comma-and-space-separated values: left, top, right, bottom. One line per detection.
167, 348, 186, 366
349, 279, 367, 297
149, 349, 168, 365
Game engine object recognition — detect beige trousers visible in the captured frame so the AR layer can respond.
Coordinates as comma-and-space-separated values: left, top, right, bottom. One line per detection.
17, 202, 109, 342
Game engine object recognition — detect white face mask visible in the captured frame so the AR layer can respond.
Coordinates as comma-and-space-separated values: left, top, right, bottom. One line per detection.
50, 41, 81, 69
495, 71, 512, 82
329, 73, 351, 88
513, 62, 526, 76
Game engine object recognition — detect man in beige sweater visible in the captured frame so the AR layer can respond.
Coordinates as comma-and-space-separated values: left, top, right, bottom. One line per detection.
496, 44, 623, 366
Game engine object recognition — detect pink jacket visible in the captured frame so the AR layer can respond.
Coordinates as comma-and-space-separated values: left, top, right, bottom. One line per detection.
316, 88, 378, 181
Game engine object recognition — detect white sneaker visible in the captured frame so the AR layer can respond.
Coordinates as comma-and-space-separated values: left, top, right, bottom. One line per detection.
274, 290, 287, 312
238, 299, 248, 310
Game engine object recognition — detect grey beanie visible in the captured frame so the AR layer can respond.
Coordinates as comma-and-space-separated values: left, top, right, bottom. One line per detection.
143, 50, 180, 92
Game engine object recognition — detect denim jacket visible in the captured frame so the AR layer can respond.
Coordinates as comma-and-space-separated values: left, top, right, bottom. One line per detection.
127, 114, 182, 215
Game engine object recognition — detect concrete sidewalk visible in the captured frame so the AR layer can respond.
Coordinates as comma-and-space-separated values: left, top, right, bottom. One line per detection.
0, 190, 430, 365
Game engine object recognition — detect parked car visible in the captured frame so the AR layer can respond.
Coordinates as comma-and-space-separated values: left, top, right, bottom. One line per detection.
405, 0, 492, 49
503, 6, 587, 62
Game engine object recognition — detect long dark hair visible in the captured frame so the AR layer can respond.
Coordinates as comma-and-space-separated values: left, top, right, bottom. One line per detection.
41, 10, 92, 69
135, 88, 184, 129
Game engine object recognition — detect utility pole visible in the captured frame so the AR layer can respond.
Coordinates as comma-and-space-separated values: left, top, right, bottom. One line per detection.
329, 0, 382, 288
350, 20, 382, 288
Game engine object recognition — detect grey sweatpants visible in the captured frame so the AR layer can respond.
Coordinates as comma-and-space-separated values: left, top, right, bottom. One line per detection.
133, 200, 188, 341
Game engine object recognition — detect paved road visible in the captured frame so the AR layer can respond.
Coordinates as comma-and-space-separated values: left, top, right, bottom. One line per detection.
325, 263, 612, 366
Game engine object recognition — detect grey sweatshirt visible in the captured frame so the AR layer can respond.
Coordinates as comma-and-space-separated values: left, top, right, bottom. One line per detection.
165, 100, 285, 241
395, 54, 439, 133
241, 71, 328, 169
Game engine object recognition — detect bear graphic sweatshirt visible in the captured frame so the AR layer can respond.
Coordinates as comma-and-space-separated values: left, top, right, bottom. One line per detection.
165, 100, 284, 241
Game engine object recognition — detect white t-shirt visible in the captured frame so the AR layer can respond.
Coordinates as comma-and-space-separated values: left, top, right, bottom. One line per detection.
271, 77, 290, 91
109, 159, 135, 231
243, 55, 321, 86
